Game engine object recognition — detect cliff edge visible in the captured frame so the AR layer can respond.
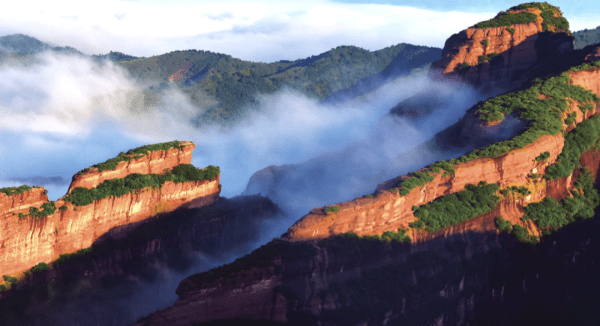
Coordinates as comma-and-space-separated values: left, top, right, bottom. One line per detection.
0, 141, 221, 276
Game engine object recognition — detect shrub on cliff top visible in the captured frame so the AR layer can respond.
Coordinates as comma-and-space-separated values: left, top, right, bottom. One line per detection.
0, 185, 32, 196
91, 140, 189, 173
535, 151, 550, 162
474, 3, 569, 33
545, 115, 600, 180
325, 205, 340, 213
63, 164, 220, 206
411, 182, 500, 233
525, 168, 599, 231
474, 11, 537, 29
30, 262, 50, 274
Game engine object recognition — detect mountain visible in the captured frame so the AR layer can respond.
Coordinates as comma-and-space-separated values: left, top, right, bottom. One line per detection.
115, 44, 441, 125
574, 26, 600, 49
0, 141, 220, 277
136, 3, 600, 325
0, 33, 441, 127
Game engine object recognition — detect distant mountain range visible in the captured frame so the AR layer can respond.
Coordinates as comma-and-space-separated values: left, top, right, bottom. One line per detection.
0, 33, 441, 126
2, 27, 599, 127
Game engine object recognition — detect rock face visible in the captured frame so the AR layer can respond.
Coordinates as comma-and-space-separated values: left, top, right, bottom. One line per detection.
283, 68, 600, 242
0, 142, 220, 276
67, 141, 195, 193
429, 11, 573, 90
139, 30, 600, 326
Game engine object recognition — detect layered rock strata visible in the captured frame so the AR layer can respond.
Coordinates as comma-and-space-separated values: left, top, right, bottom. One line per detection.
0, 142, 220, 276
68, 141, 194, 193
429, 9, 572, 90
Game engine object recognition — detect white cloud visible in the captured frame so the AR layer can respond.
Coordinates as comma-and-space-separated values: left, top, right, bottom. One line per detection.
0, 0, 491, 62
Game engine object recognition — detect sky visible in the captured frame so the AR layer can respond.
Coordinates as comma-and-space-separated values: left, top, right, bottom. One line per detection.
0, 0, 597, 63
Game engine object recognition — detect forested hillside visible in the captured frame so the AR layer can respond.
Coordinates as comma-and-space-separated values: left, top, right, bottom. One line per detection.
574, 26, 600, 49
115, 43, 441, 125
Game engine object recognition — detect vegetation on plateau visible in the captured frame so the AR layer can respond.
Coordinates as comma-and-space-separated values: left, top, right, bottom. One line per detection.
409, 182, 500, 232
573, 26, 600, 49
325, 205, 340, 214
0, 185, 40, 196
63, 164, 219, 206
117, 44, 441, 125
91, 140, 188, 172
525, 168, 599, 231
545, 115, 600, 179
474, 2, 569, 33
14, 201, 57, 220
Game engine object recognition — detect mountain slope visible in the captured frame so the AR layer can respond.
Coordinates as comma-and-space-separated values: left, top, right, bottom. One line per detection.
116, 43, 441, 125
137, 3, 600, 326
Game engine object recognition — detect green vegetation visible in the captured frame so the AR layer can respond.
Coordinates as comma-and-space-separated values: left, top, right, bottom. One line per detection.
545, 115, 600, 180
481, 40, 489, 47
15, 201, 57, 220
398, 161, 455, 196
63, 164, 220, 206
573, 26, 600, 49
506, 27, 516, 34
565, 112, 577, 125
495, 216, 513, 232
325, 205, 340, 213
535, 151, 550, 162
568, 60, 600, 73
30, 262, 50, 274
365, 194, 374, 198
479, 55, 491, 64
58, 205, 68, 211
410, 182, 500, 232
509, 2, 570, 32
0, 185, 34, 196
117, 44, 441, 125
524, 168, 599, 231
488, 52, 500, 60
177, 239, 317, 293
459, 62, 471, 72
92, 140, 188, 172
475, 11, 537, 29
579, 103, 594, 114
2, 275, 17, 284
499, 186, 531, 199
460, 71, 598, 163
495, 217, 538, 242
52, 247, 94, 267
318, 229, 411, 256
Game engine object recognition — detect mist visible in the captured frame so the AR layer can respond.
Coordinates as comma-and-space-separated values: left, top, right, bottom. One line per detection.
0, 50, 487, 325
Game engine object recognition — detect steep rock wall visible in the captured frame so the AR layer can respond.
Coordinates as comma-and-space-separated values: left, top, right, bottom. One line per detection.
0, 188, 48, 217
67, 141, 194, 193
284, 67, 600, 242
0, 177, 219, 276
429, 20, 572, 89
284, 133, 564, 241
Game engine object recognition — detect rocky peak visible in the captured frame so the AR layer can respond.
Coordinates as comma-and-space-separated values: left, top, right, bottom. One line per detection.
429, 2, 573, 90
67, 140, 195, 193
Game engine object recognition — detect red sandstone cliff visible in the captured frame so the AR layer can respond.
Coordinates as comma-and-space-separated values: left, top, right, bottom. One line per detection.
67, 141, 195, 193
429, 9, 573, 89
0, 142, 220, 277
284, 68, 600, 242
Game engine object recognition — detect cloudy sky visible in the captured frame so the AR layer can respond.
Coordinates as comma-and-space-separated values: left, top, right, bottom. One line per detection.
0, 0, 598, 62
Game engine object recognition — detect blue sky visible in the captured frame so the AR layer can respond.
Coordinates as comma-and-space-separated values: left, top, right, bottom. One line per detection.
0, 0, 597, 62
